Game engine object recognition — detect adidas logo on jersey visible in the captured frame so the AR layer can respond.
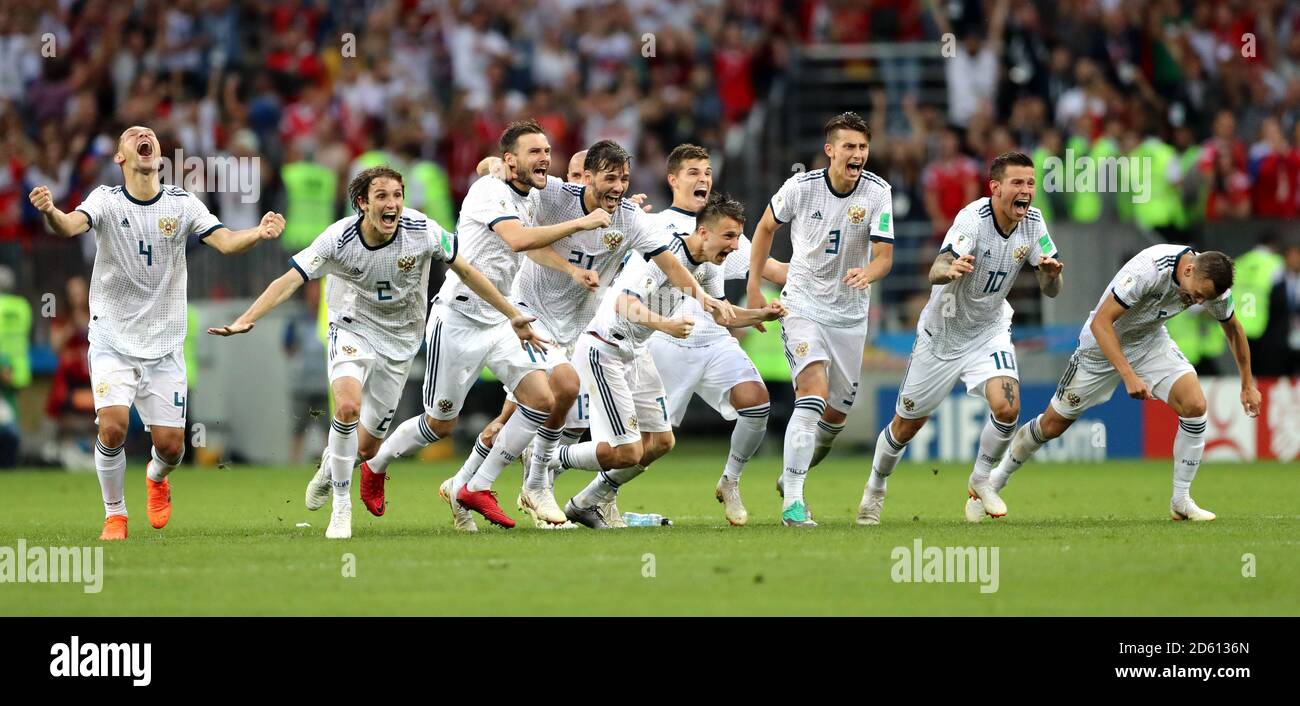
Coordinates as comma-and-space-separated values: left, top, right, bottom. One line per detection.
120, 218, 129, 228
984, 249, 992, 257
811, 210, 824, 220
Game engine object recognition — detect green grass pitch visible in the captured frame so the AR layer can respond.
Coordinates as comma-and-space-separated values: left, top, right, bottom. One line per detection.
1, 442, 1296, 616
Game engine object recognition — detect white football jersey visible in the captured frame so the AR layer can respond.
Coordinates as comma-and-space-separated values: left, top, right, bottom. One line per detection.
769, 168, 893, 329
918, 198, 1058, 360
644, 208, 752, 349
511, 177, 673, 346
436, 174, 537, 325
588, 235, 722, 356
291, 208, 455, 360
1078, 244, 1234, 363
75, 184, 223, 359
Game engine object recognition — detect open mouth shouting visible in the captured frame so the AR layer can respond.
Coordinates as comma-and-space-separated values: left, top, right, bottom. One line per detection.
136, 140, 155, 160
380, 209, 399, 228
692, 184, 709, 207
1012, 195, 1031, 218
846, 160, 863, 179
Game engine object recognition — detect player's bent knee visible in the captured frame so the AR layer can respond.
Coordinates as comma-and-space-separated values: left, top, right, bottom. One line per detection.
890, 415, 927, 443
426, 415, 456, 438
1040, 412, 1072, 439
729, 381, 769, 410
822, 407, 848, 425
334, 402, 361, 423
1178, 396, 1207, 418
612, 443, 642, 468
154, 440, 184, 463
98, 425, 127, 449
991, 399, 1020, 424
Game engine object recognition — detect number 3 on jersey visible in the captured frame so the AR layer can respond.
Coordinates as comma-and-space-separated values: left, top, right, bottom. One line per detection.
825, 229, 841, 255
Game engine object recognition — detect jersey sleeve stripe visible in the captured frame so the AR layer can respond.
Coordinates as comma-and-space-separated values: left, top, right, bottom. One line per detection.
622, 288, 644, 301
74, 208, 94, 230
938, 243, 956, 257
1111, 288, 1131, 309
197, 223, 225, 240
487, 215, 519, 231
644, 243, 669, 259
290, 258, 309, 282
769, 199, 786, 225
869, 234, 893, 243
1216, 310, 1234, 323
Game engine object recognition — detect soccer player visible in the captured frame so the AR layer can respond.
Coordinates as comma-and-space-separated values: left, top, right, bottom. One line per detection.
747, 111, 895, 527
858, 152, 1063, 526
985, 247, 1260, 521
564, 192, 785, 529
208, 165, 547, 539
645, 144, 789, 525
29, 125, 285, 540
445, 139, 734, 530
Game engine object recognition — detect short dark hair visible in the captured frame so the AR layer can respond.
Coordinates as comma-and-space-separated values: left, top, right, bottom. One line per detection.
698, 191, 745, 230
584, 140, 631, 175
989, 151, 1035, 181
347, 166, 404, 214
1195, 251, 1235, 295
499, 119, 546, 154
824, 112, 871, 143
667, 144, 710, 176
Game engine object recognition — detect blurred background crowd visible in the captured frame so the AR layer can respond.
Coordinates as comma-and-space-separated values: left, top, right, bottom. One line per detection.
0, 0, 1297, 467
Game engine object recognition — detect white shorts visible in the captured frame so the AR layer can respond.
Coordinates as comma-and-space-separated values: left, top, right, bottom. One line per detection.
574, 333, 670, 447
88, 343, 187, 430
503, 314, 588, 429
1050, 337, 1196, 419
423, 305, 546, 421
780, 314, 865, 413
895, 328, 1019, 419
327, 324, 415, 438
648, 336, 763, 427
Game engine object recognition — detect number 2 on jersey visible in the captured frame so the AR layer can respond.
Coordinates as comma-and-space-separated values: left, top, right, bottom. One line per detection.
376, 280, 392, 301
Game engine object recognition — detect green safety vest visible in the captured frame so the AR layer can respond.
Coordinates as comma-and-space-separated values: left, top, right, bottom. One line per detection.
1066, 136, 1104, 223
281, 161, 338, 251
1232, 248, 1283, 339
741, 287, 791, 382
185, 307, 199, 387
1174, 146, 1204, 229
1167, 309, 1225, 365
408, 161, 455, 232
0, 294, 32, 388
1130, 139, 1176, 229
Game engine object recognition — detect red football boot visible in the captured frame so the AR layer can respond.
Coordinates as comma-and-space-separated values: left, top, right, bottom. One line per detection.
358, 461, 387, 517
456, 486, 515, 528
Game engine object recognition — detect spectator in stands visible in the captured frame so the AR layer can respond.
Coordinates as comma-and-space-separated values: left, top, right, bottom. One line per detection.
921, 125, 979, 241
1258, 242, 1300, 377
933, 0, 1008, 129
1247, 116, 1298, 218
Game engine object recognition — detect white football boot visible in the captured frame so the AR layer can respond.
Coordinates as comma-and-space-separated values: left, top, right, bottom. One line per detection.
1170, 497, 1216, 521
325, 502, 352, 539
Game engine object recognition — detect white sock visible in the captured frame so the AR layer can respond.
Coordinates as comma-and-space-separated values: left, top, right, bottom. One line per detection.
723, 403, 769, 482
553, 429, 584, 480
575, 465, 644, 508
329, 417, 358, 505
369, 415, 440, 474
452, 435, 493, 488
525, 425, 564, 492
558, 440, 602, 472
810, 419, 844, 467
1172, 414, 1207, 503
781, 396, 824, 507
145, 445, 182, 482
95, 439, 127, 517
467, 403, 546, 492
990, 415, 1048, 491
868, 424, 907, 492
970, 414, 1017, 486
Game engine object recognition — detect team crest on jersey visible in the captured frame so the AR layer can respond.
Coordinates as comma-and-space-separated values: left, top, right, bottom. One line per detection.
342, 345, 357, 356
628, 415, 638, 431
1013, 245, 1029, 262
902, 397, 915, 413
157, 216, 179, 238
847, 204, 867, 224
793, 342, 810, 357
397, 255, 417, 272
310, 255, 323, 269
1066, 392, 1082, 408
95, 382, 109, 398
438, 399, 454, 414
602, 230, 624, 251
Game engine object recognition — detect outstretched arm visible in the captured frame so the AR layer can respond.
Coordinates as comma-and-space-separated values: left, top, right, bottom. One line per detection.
1035, 256, 1063, 297
208, 270, 304, 336
448, 256, 551, 349
203, 211, 286, 254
